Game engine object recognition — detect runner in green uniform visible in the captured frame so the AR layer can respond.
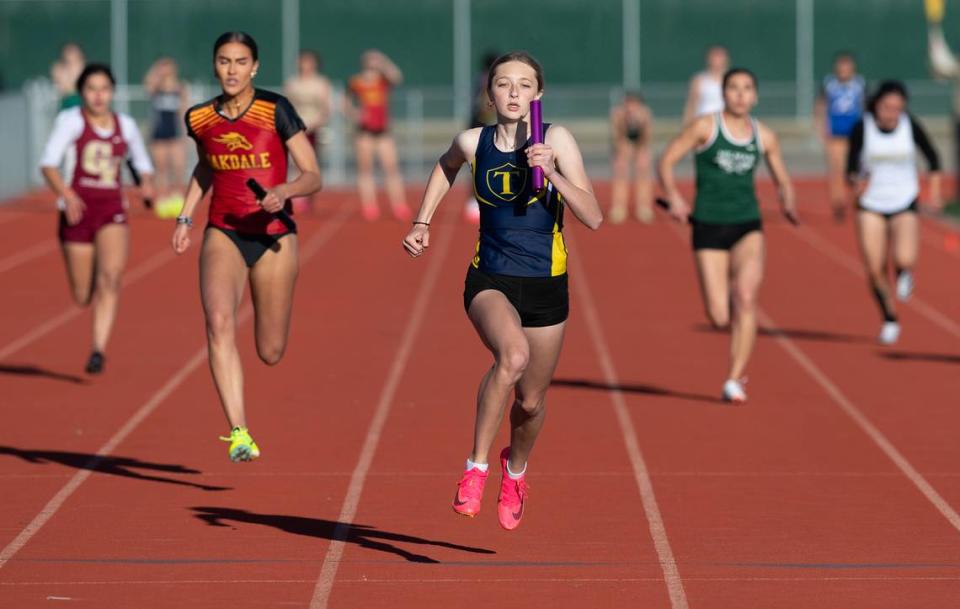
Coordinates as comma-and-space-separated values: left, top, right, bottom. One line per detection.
658, 68, 797, 403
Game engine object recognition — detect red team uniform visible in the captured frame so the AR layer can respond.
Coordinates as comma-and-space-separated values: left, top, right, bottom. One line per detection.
185, 89, 305, 236
348, 75, 391, 134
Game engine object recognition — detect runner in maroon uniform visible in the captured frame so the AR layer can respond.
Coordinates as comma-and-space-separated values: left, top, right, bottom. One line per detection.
172, 32, 322, 462
40, 63, 154, 374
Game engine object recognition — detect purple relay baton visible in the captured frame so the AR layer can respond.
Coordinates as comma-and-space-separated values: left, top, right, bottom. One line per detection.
530, 99, 544, 191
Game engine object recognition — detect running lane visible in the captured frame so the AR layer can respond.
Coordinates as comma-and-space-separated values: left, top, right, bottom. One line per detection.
574, 183, 960, 607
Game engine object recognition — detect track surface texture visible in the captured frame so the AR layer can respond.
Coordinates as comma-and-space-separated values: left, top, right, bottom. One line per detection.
1, 177, 958, 608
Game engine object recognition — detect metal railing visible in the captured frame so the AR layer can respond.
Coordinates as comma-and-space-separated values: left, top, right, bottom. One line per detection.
4, 78, 957, 200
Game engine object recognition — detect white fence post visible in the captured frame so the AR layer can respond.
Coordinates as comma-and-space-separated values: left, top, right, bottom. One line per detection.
282, 0, 300, 83
622, 0, 641, 91
453, 0, 471, 124
110, 0, 129, 114
796, 0, 815, 121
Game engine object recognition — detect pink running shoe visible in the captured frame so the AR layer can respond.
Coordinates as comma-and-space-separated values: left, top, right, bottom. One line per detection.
391, 203, 413, 222
361, 204, 380, 222
464, 198, 480, 224
452, 466, 488, 517
497, 447, 529, 531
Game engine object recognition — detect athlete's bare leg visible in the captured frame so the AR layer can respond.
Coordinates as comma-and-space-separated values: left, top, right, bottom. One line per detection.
200, 229, 250, 428
355, 132, 378, 219
694, 249, 732, 329
90, 224, 129, 353
249, 234, 299, 365
507, 322, 565, 471
727, 232, 764, 380
377, 135, 410, 220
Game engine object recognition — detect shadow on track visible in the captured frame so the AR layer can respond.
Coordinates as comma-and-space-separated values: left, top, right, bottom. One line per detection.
551, 378, 721, 405
0, 446, 229, 491
693, 323, 873, 345
0, 364, 88, 384
191, 506, 497, 564
878, 351, 960, 365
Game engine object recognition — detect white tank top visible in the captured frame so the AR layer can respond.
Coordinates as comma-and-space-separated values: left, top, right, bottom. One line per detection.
695, 72, 724, 117
860, 114, 918, 214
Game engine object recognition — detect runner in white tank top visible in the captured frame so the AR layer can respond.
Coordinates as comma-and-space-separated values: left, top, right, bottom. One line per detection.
694, 73, 724, 117
683, 45, 729, 124
859, 114, 920, 214
846, 81, 942, 345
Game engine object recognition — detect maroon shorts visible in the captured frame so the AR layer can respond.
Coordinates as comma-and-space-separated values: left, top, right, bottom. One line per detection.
58, 201, 128, 243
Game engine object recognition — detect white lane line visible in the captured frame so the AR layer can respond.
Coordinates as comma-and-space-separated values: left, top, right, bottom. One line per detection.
665, 216, 960, 536
0, 208, 357, 363
567, 247, 690, 609
0, 248, 174, 361
779, 222, 960, 529
0, 349, 209, 571
0, 206, 353, 571
759, 309, 960, 534
0, 240, 57, 275
309, 210, 457, 609
787, 224, 960, 340
659, 215, 960, 537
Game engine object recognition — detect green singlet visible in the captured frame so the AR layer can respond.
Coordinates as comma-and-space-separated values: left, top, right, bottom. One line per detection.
693, 113, 763, 224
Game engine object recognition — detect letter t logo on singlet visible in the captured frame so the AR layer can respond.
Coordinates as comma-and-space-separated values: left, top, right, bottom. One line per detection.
486, 163, 527, 202
494, 170, 519, 194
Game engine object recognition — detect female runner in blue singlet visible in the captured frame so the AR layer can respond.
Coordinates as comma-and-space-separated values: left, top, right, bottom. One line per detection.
402, 51, 601, 531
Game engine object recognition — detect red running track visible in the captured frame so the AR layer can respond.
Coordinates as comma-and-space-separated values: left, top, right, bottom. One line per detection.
0, 181, 958, 608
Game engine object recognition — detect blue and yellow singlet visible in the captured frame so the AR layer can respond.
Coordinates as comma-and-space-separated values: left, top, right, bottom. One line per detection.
471, 124, 567, 277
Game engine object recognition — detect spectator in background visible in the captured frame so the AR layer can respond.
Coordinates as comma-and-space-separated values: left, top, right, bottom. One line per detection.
51, 43, 86, 109
284, 50, 333, 159
814, 52, 865, 222
682, 45, 728, 125
927, 4, 960, 192
144, 57, 189, 205
284, 50, 332, 212
469, 52, 500, 129
345, 49, 409, 221
608, 91, 654, 224
463, 51, 500, 224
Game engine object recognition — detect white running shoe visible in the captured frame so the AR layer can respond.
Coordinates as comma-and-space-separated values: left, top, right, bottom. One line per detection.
878, 321, 901, 345
722, 378, 748, 403
895, 271, 914, 301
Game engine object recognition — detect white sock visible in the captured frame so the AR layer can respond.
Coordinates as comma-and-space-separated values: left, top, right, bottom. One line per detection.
506, 461, 527, 479
465, 458, 488, 472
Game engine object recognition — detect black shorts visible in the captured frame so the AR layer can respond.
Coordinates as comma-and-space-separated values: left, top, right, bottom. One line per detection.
207, 225, 296, 268
463, 266, 569, 328
857, 200, 918, 220
152, 112, 180, 141
692, 219, 763, 251
357, 125, 388, 137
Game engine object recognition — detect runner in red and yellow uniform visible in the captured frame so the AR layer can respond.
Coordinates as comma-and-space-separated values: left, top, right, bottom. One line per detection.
346, 50, 410, 221
172, 32, 322, 462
